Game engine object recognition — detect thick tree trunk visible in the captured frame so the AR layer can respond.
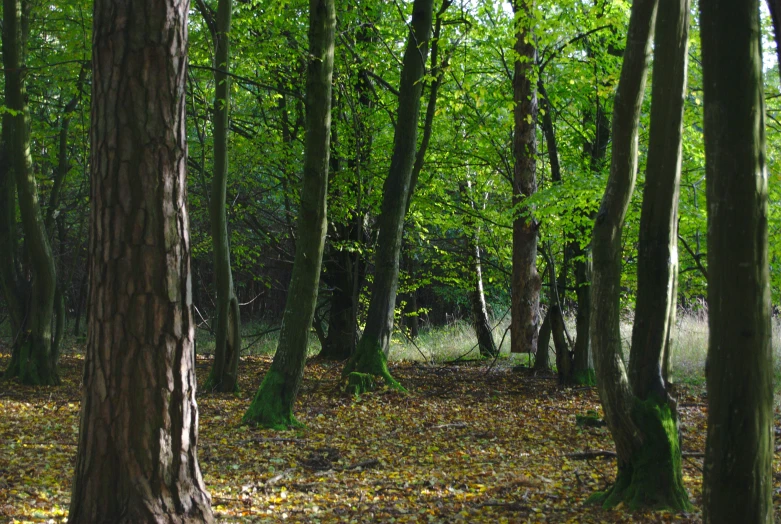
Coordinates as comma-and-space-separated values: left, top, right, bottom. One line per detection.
700, 1, 774, 522
510, 0, 541, 355
342, 0, 434, 393
3, 0, 59, 385
68, 0, 214, 520
0, 118, 25, 347
243, 0, 335, 429
590, 0, 690, 510
320, 230, 361, 360
197, 0, 242, 393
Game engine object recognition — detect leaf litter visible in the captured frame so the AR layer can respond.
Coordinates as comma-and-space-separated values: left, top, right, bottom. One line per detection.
1, 349, 780, 523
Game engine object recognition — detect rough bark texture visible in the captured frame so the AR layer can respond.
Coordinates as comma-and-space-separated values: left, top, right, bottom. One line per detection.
243, 0, 335, 429
2, 0, 59, 385
199, 0, 242, 393
700, 1, 774, 522
343, 0, 434, 387
510, 0, 541, 355
67, 0, 214, 520
629, 0, 689, 401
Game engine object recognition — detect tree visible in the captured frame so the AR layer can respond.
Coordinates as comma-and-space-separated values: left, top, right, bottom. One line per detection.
2, 0, 61, 385
700, 0, 774, 521
196, 0, 243, 393
67, 0, 214, 519
589, 0, 691, 509
341, 0, 435, 393
242, 0, 336, 429
510, 0, 541, 356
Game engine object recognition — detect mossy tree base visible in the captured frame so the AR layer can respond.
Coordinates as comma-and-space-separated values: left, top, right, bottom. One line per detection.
589, 397, 690, 511
203, 371, 240, 394
4, 339, 59, 386
342, 337, 406, 395
573, 368, 596, 386
242, 369, 304, 430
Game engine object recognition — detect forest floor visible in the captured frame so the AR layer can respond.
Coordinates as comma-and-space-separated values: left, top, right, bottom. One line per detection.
0, 349, 780, 523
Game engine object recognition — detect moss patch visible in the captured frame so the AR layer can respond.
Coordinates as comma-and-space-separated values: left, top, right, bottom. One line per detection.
342, 335, 407, 394
573, 368, 596, 386
590, 395, 691, 511
242, 369, 304, 430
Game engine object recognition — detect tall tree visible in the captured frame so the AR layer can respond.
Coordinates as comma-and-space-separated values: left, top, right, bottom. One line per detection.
2, 0, 60, 385
510, 0, 541, 356
700, 0, 774, 521
68, 0, 214, 519
341, 0, 435, 393
242, 0, 336, 429
196, 0, 242, 393
589, 0, 691, 509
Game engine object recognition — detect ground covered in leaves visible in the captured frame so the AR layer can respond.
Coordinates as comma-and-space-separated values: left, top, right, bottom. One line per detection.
1, 350, 780, 523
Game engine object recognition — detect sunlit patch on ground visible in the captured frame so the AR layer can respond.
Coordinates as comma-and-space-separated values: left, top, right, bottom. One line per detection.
0, 347, 777, 522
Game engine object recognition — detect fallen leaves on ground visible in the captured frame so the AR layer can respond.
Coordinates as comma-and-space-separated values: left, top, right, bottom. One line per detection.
1, 350, 779, 523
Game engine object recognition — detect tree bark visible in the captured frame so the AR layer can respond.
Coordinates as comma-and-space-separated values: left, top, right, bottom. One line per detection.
629, 0, 689, 401
700, 1, 774, 522
243, 0, 335, 429
461, 180, 497, 358
590, 0, 690, 510
342, 0, 434, 392
2, 0, 59, 385
196, 0, 242, 393
510, 0, 541, 355
68, 0, 214, 520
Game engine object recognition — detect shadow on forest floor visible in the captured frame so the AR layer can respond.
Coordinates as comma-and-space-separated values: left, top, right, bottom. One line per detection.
1, 349, 780, 522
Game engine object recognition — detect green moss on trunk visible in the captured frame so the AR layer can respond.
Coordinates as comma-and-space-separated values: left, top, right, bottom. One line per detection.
589, 396, 690, 511
5, 336, 59, 385
342, 336, 406, 394
573, 368, 596, 386
242, 369, 304, 430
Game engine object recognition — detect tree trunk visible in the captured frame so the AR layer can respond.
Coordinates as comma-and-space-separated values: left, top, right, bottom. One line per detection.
342, 0, 434, 393
700, 1, 774, 522
629, 0, 689, 401
2, 0, 59, 385
320, 228, 361, 360
243, 0, 335, 429
510, 0, 541, 355
195, 0, 242, 393
571, 249, 594, 385
68, 0, 214, 519
461, 180, 497, 358
534, 307, 551, 371
590, 0, 690, 510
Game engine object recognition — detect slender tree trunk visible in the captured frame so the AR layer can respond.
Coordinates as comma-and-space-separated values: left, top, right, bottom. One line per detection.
700, 1, 773, 521
68, 0, 214, 519
510, 0, 541, 355
461, 180, 497, 358
196, 0, 242, 393
571, 250, 593, 384
629, 0, 689, 401
342, 0, 434, 393
534, 307, 551, 371
590, 0, 690, 510
3, 0, 59, 385
242, 0, 335, 429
